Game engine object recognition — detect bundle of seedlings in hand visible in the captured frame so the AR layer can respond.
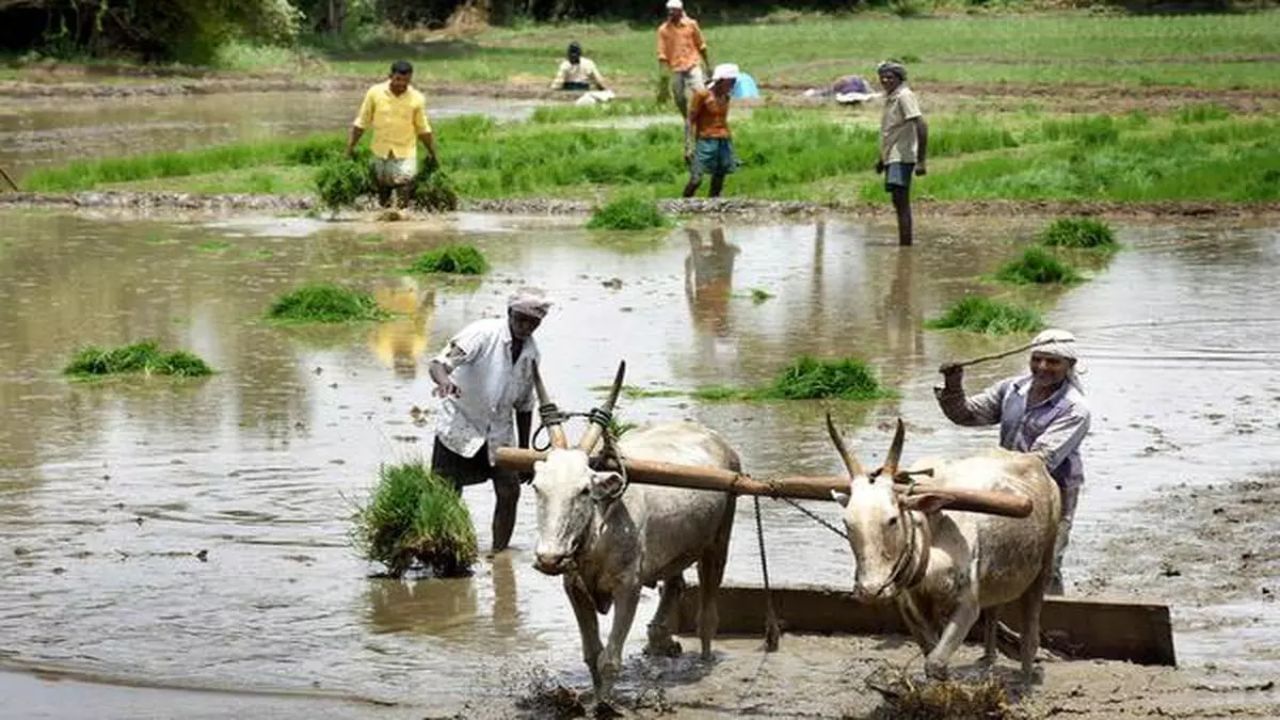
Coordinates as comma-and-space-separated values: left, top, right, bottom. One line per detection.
315, 154, 375, 211
412, 165, 460, 212
352, 462, 478, 578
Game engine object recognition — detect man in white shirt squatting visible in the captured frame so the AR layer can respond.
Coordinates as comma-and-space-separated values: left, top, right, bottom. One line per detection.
428, 288, 551, 553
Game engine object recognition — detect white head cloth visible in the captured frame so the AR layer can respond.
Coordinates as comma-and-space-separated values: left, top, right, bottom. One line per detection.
711, 63, 739, 82
666, 0, 683, 9
508, 287, 551, 319
1030, 328, 1078, 362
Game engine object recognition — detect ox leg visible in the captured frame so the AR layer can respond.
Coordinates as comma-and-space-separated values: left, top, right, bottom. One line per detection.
598, 584, 641, 702
645, 574, 685, 657
924, 594, 980, 681
1017, 548, 1054, 683
564, 576, 604, 692
899, 592, 939, 655
695, 503, 734, 660
978, 609, 998, 670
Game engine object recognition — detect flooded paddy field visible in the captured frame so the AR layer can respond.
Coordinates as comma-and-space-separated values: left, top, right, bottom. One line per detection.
0, 92, 544, 184
1, 210, 1278, 718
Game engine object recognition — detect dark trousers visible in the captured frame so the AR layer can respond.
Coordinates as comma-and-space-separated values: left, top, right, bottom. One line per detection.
430, 437, 520, 552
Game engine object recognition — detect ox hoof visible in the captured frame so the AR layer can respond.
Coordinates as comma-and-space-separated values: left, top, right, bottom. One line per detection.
643, 638, 683, 658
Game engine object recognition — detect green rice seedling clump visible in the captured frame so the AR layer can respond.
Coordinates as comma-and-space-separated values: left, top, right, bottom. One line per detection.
267, 283, 389, 323
750, 288, 774, 304
1039, 217, 1117, 249
764, 356, 893, 401
315, 156, 376, 211
926, 296, 1044, 335
408, 244, 488, 275
64, 341, 213, 378
693, 357, 893, 402
587, 194, 671, 230
352, 462, 477, 578
994, 247, 1083, 285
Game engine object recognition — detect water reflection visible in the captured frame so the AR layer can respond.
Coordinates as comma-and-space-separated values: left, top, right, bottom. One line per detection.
684, 226, 740, 340
369, 279, 435, 380
365, 576, 479, 638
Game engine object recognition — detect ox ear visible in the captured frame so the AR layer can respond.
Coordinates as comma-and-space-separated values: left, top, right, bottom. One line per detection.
902, 492, 953, 515
830, 489, 850, 507
589, 471, 625, 503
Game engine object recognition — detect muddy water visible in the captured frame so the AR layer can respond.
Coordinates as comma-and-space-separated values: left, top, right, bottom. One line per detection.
0, 211, 1278, 712
0, 92, 542, 183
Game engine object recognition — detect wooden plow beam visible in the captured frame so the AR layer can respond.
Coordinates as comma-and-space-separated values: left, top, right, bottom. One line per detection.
494, 447, 1033, 518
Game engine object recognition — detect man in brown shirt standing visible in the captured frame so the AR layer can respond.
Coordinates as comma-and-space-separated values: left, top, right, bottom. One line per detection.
657, 0, 710, 118
876, 61, 929, 246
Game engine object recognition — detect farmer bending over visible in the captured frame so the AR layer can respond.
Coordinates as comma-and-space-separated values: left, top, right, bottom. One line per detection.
935, 329, 1091, 595
428, 289, 550, 554
657, 0, 709, 117
683, 64, 739, 199
347, 60, 440, 209
550, 41, 608, 91
876, 61, 928, 246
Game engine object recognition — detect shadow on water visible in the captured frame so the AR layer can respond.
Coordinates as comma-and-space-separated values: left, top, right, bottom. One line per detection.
0, 210, 1278, 712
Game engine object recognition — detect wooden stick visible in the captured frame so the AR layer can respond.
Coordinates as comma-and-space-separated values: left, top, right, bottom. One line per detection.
0, 165, 19, 192
494, 447, 1032, 518
952, 338, 1063, 369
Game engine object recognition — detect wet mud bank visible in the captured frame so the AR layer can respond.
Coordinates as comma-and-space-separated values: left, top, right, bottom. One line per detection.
3, 191, 1278, 220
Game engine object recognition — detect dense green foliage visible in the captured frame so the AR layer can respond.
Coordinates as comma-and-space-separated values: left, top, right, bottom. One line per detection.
694, 356, 894, 402
1039, 217, 1118, 249
587, 194, 671, 230
408, 244, 488, 274
351, 462, 477, 578
994, 247, 1083, 285
64, 341, 213, 378
925, 296, 1045, 335
267, 283, 389, 323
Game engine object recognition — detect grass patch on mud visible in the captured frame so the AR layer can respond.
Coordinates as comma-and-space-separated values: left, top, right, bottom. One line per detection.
267, 283, 389, 323
694, 356, 895, 402
926, 296, 1044, 335
859, 673, 1029, 720
1039, 217, 1118, 249
994, 247, 1083, 285
351, 462, 477, 578
407, 244, 488, 275
587, 194, 672, 230
64, 341, 213, 378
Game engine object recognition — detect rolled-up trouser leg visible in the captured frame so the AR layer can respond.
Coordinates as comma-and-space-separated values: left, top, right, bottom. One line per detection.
1048, 484, 1080, 596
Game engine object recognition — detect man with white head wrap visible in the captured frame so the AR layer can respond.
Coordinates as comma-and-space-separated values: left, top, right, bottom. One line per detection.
875, 59, 928, 246
428, 287, 551, 553
934, 328, 1090, 595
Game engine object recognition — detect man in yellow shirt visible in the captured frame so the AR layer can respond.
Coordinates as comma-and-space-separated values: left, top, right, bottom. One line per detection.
347, 60, 440, 208
656, 0, 710, 118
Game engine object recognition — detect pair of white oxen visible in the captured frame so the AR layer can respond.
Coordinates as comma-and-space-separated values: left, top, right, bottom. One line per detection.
526, 363, 1061, 704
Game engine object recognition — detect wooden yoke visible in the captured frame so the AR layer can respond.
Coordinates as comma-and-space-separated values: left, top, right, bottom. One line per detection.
493, 447, 1033, 518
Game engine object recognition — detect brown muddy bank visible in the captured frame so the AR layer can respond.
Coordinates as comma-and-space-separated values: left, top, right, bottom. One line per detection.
3, 190, 1278, 220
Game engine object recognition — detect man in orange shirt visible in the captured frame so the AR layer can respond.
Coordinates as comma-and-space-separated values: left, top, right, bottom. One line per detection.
683, 64, 738, 199
657, 0, 710, 118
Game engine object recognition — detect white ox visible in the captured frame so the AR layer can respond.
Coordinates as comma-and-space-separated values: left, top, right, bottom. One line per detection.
828, 416, 1061, 681
529, 363, 738, 701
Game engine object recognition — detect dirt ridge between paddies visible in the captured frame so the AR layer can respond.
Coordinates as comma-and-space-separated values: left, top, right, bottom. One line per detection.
4, 191, 1280, 220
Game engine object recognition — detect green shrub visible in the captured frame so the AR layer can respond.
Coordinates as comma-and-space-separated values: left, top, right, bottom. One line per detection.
1039, 217, 1117, 249
925, 297, 1044, 335
64, 341, 213, 378
352, 462, 477, 578
587, 194, 671, 230
994, 247, 1083, 285
408, 245, 488, 275
267, 283, 389, 323
694, 357, 894, 402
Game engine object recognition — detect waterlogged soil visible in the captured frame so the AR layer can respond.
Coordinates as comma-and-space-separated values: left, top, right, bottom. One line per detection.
1, 210, 1279, 718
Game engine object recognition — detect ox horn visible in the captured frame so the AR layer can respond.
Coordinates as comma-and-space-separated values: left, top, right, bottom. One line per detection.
532, 361, 568, 450
882, 418, 906, 478
825, 411, 866, 479
578, 360, 627, 453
